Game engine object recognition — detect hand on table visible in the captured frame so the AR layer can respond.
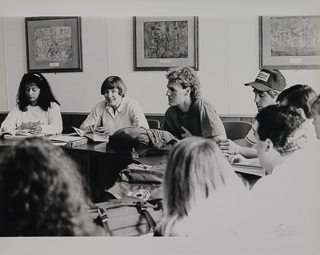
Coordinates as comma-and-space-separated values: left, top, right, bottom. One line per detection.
95, 127, 110, 136
30, 126, 42, 135
217, 138, 239, 156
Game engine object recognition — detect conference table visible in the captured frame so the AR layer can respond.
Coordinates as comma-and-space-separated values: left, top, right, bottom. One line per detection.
0, 137, 264, 203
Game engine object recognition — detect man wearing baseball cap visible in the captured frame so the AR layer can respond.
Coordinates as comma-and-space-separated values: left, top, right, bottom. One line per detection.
218, 68, 287, 161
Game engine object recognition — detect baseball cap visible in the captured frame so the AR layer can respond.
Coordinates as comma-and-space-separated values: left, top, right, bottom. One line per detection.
244, 69, 286, 92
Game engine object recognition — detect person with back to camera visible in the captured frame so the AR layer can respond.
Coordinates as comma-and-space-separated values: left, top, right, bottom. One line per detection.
0, 72, 62, 135
218, 69, 286, 162
0, 137, 105, 236
246, 105, 320, 237
80, 76, 149, 136
163, 66, 226, 141
154, 137, 250, 237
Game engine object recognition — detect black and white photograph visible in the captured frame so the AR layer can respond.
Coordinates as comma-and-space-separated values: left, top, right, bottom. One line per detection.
0, 0, 320, 254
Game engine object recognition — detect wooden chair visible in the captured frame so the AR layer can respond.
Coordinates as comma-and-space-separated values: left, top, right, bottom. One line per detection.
222, 121, 253, 141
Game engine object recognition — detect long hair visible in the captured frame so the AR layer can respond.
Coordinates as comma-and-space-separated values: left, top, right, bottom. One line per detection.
165, 66, 201, 100
160, 137, 246, 235
17, 73, 60, 112
277, 84, 317, 119
0, 137, 101, 236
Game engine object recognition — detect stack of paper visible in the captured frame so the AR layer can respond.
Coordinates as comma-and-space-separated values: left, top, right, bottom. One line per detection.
3, 130, 48, 140
46, 135, 89, 147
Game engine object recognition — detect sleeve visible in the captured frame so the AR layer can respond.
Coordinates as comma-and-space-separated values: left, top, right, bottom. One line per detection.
198, 99, 226, 139
129, 99, 149, 129
80, 102, 104, 131
41, 103, 63, 134
0, 106, 19, 133
245, 121, 257, 145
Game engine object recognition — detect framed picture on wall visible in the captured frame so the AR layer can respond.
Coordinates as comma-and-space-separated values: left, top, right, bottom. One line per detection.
133, 16, 199, 71
259, 15, 320, 69
25, 16, 82, 73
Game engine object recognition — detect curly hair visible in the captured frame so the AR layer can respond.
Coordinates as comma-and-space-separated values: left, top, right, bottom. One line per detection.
256, 105, 308, 156
0, 138, 102, 236
17, 73, 60, 112
165, 66, 201, 100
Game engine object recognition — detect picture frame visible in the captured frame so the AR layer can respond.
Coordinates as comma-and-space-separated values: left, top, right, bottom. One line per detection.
259, 15, 320, 69
133, 16, 199, 71
25, 16, 82, 73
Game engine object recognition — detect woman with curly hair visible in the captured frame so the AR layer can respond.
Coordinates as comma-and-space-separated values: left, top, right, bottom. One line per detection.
0, 73, 62, 135
0, 137, 104, 236
163, 66, 226, 141
155, 137, 249, 237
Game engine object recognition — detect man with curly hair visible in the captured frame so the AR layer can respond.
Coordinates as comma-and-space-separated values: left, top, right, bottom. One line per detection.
163, 66, 226, 142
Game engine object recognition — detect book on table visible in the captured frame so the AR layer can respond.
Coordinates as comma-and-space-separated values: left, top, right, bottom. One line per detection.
46, 134, 89, 147
231, 163, 265, 177
72, 126, 109, 142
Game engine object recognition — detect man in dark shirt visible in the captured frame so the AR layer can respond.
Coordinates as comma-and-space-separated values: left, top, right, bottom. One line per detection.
163, 66, 226, 142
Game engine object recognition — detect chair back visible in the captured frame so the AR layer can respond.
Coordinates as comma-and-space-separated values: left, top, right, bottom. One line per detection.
222, 121, 253, 141
147, 119, 161, 129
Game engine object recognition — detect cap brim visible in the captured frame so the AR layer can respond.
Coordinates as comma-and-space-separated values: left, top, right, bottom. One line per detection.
244, 81, 271, 91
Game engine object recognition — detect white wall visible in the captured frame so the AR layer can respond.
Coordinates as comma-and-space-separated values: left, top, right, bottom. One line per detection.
1, 0, 320, 116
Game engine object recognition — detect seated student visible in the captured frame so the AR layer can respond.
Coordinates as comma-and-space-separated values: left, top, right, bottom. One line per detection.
0, 137, 104, 236
277, 84, 317, 141
80, 76, 149, 135
218, 69, 286, 159
163, 66, 226, 142
230, 84, 317, 165
0, 73, 62, 135
248, 105, 320, 237
155, 137, 249, 237
308, 93, 320, 140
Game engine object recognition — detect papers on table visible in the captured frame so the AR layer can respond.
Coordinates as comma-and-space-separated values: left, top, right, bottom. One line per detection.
3, 130, 48, 140
72, 127, 109, 142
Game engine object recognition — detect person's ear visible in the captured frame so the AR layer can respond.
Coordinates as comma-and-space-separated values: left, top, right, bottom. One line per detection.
297, 108, 306, 119
185, 87, 191, 96
265, 138, 273, 152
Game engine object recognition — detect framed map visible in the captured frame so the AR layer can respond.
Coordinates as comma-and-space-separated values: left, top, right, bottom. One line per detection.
259, 16, 320, 69
133, 16, 199, 71
25, 17, 82, 72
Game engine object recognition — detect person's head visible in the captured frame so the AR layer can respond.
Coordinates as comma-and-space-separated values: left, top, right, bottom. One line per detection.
308, 94, 320, 139
162, 137, 245, 229
100, 76, 127, 109
245, 69, 286, 112
255, 105, 308, 174
277, 84, 317, 119
165, 66, 200, 106
0, 137, 100, 236
17, 73, 60, 112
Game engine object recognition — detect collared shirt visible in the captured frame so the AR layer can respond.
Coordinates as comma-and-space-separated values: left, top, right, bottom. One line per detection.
163, 97, 226, 140
80, 96, 149, 135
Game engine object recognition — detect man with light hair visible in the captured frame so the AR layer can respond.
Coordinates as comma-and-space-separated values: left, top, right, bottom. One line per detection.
163, 66, 226, 142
